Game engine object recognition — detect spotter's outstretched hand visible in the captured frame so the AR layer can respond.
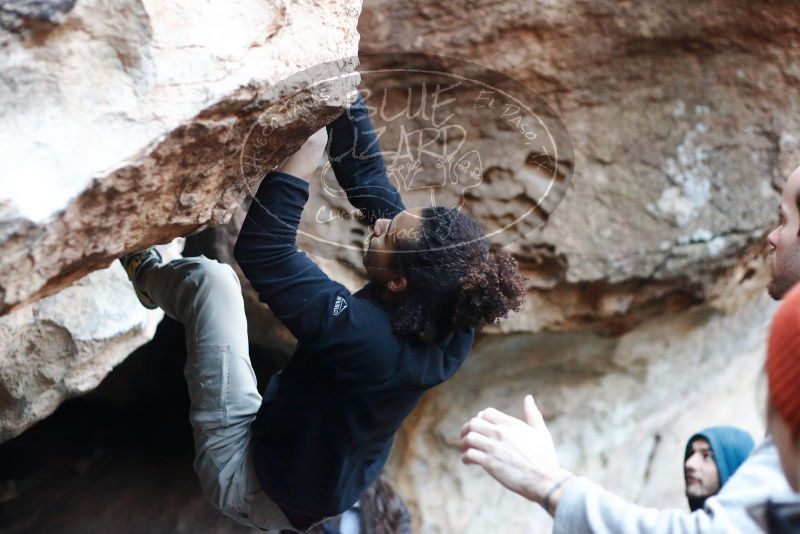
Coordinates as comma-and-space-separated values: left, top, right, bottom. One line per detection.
460, 395, 571, 512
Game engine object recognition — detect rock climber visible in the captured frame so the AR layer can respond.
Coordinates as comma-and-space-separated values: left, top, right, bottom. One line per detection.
751, 282, 800, 532
120, 92, 527, 531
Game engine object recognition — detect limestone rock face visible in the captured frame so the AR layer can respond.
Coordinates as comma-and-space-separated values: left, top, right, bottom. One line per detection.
0, 0, 361, 316
0, 238, 185, 442
0, 263, 162, 442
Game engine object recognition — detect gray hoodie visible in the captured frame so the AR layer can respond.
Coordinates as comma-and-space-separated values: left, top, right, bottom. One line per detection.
554, 437, 793, 534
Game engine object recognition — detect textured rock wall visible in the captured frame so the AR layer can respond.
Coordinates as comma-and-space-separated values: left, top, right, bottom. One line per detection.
0, 0, 361, 316
0, 263, 162, 442
350, 0, 800, 332
0, 240, 184, 442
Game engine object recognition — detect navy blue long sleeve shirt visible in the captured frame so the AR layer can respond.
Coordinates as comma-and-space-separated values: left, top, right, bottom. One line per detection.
234, 98, 474, 531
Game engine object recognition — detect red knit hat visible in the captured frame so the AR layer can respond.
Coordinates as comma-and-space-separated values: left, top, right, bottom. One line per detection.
767, 282, 800, 438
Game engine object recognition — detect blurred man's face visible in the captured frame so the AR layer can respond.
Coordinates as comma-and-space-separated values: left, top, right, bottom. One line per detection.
768, 165, 800, 299
684, 438, 721, 499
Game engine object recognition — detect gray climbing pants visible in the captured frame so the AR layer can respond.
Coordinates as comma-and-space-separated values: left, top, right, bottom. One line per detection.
136, 256, 292, 531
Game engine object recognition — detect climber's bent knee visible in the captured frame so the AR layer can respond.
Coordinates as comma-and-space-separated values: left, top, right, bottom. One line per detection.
178, 256, 242, 303
167, 256, 250, 355
188, 256, 240, 286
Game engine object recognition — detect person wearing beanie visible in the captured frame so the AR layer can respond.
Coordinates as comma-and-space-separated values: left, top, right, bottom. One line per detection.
768, 282, 800, 494
758, 282, 800, 532
684, 427, 755, 511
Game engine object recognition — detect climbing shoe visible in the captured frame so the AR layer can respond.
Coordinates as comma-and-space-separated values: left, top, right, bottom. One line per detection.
120, 246, 162, 309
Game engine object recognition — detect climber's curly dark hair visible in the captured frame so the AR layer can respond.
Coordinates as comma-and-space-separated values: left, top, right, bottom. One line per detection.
390, 207, 527, 343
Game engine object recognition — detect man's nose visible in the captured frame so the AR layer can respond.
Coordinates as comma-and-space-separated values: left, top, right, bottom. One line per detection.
768, 228, 779, 249
685, 454, 700, 470
374, 218, 389, 237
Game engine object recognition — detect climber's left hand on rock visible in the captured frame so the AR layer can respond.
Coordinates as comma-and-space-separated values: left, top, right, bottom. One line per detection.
276, 127, 328, 181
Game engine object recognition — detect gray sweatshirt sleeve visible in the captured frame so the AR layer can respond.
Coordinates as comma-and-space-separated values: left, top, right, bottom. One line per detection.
554, 478, 718, 534
553, 438, 790, 534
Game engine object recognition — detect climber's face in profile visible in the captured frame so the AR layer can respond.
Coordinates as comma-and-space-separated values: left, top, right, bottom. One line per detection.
684, 438, 721, 498
364, 208, 423, 294
768, 165, 800, 300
